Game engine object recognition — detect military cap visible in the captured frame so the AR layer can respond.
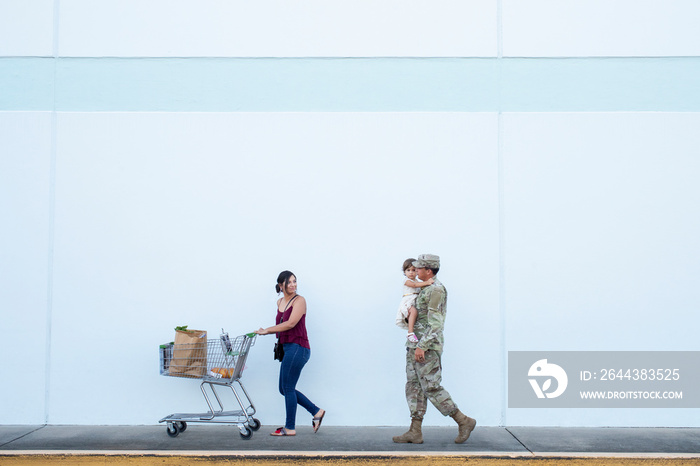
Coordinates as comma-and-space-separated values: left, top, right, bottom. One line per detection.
413, 254, 440, 269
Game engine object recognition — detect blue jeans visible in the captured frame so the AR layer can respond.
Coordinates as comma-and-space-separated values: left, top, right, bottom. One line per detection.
279, 343, 318, 430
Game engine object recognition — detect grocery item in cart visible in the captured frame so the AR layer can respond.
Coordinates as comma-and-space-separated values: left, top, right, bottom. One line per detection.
169, 327, 207, 378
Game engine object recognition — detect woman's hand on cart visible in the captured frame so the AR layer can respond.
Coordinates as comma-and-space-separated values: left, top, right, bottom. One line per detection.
255, 328, 269, 335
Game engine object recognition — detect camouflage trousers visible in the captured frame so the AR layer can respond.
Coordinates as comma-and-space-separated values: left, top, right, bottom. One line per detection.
405, 348, 458, 420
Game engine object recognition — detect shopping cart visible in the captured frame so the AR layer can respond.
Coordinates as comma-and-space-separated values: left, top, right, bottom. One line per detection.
158, 330, 261, 439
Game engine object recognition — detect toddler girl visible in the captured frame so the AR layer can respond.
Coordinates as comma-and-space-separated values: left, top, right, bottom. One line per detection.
395, 258, 433, 343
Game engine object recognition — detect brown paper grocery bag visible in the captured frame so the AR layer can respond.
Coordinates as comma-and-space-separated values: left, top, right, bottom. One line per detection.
169, 329, 207, 378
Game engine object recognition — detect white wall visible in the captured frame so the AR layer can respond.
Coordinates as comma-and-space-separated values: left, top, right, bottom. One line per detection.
4, 0, 700, 58
0, 0, 54, 56
1, 0, 699, 427
58, 0, 497, 57
502, 113, 700, 426
503, 0, 700, 57
0, 112, 53, 423
3, 112, 502, 426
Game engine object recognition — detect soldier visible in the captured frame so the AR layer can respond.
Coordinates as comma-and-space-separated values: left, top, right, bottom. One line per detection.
392, 254, 477, 444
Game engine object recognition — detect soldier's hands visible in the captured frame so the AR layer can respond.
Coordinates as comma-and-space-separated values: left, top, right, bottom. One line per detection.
415, 348, 425, 363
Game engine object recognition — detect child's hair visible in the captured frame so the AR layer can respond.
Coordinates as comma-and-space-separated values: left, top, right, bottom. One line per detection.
402, 258, 416, 272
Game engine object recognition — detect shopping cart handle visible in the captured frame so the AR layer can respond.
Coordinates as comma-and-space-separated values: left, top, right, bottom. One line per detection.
246, 332, 257, 338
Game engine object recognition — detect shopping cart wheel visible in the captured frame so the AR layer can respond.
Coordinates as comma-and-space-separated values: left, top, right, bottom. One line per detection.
239, 427, 253, 440
166, 423, 180, 437
177, 421, 187, 432
248, 418, 261, 431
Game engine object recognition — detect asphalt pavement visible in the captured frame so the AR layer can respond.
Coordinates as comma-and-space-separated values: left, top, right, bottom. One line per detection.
1, 425, 699, 457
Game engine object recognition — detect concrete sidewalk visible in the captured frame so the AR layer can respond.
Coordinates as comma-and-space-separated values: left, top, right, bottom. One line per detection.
1, 425, 700, 457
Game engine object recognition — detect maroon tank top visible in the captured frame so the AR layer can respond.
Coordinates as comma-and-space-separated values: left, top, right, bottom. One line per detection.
276, 303, 310, 349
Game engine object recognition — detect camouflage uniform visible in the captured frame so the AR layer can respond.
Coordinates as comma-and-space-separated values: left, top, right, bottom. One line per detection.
405, 277, 459, 419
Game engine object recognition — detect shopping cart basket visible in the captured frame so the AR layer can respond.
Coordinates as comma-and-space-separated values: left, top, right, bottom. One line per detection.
158, 330, 260, 439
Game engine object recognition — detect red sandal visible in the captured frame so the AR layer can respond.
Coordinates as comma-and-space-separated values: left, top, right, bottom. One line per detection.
271, 427, 296, 436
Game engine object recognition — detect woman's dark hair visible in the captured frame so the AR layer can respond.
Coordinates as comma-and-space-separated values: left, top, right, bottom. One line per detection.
276, 270, 296, 294
402, 258, 416, 272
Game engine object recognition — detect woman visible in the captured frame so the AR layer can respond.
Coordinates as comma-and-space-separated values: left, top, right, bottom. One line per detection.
256, 270, 326, 436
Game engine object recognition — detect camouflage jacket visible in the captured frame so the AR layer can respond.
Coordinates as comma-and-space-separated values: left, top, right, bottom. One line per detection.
406, 277, 447, 352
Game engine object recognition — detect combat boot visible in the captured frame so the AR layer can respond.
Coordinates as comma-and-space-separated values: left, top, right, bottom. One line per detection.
392, 418, 423, 444
451, 410, 476, 444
